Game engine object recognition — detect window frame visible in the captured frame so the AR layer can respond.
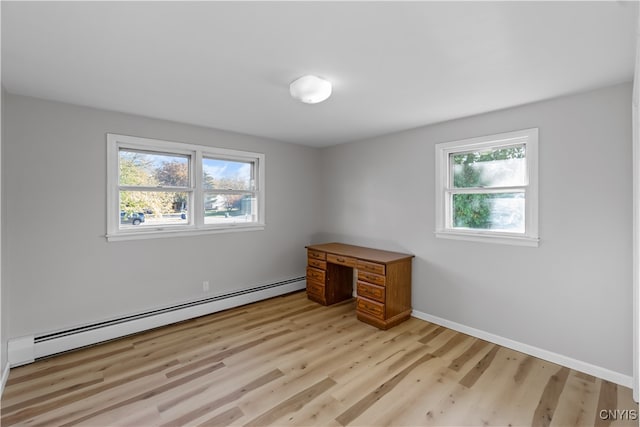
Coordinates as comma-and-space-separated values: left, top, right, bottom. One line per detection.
434, 128, 539, 247
107, 133, 265, 242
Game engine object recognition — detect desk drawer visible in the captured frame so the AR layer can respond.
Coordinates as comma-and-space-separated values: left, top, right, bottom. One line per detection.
306, 267, 326, 283
357, 297, 385, 320
357, 271, 385, 286
357, 281, 385, 303
356, 260, 385, 276
308, 249, 326, 260
306, 279, 325, 299
327, 253, 357, 268
307, 258, 326, 270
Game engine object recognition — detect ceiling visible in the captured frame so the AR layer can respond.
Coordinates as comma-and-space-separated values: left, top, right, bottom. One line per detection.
1, 1, 637, 148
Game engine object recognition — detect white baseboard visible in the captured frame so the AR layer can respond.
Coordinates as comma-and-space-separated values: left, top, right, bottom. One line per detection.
0, 361, 10, 397
411, 309, 633, 389
7, 335, 34, 367
8, 279, 305, 367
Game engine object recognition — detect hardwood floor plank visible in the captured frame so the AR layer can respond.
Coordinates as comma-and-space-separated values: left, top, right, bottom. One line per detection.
467, 350, 537, 426
458, 345, 499, 388
243, 377, 336, 427
447, 338, 491, 372
237, 325, 385, 420
197, 406, 244, 427
531, 366, 570, 427
513, 355, 535, 384
28, 373, 174, 427
550, 370, 600, 427
58, 362, 226, 426
370, 365, 463, 426
1, 358, 181, 425
280, 393, 344, 427
416, 322, 439, 335
594, 380, 618, 427
162, 314, 366, 424
417, 326, 447, 344
155, 364, 286, 422
613, 382, 640, 427
328, 321, 430, 398
155, 383, 211, 414
430, 332, 473, 359
159, 328, 290, 380
109, 327, 288, 379
574, 370, 596, 383
242, 305, 323, 330
495, 357, 565, 426
431, 347, 517, 425
146, 327, 293, 381
1, 373, 104, 414
87, 404, 164, 427
120, 407, 163, 427
4, 344, 134, 390
329, 342, 428, 405
335, 353, 435, 426
158, 369, 283, 426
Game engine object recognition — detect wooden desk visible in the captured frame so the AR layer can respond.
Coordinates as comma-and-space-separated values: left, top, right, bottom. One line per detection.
305, 242, 414, 330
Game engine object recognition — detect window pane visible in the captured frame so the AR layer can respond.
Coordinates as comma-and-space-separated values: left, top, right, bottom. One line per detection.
119, 149, 189, 187
120, 191, 189, 228
202, 158, 252, 190
204, 193, 256, 224
452, 192, 524, 232
452, 145, 525, 188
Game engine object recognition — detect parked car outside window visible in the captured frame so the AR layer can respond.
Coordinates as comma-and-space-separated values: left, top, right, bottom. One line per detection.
120, 211, 145, 225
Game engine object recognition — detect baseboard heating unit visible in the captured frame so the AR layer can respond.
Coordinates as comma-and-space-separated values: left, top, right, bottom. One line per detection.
8, 277, 306, 367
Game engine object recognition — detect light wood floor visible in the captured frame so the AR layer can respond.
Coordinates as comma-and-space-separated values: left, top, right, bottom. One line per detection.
2, 291, 637, 426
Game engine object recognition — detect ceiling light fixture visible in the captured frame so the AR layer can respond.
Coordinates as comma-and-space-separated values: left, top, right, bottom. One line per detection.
289, 75, 332, 104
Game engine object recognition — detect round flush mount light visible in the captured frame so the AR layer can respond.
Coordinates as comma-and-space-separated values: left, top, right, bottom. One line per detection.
289, 75, 332, 104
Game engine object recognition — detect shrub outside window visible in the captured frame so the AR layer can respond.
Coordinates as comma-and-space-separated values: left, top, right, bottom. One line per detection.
107, 134, 264, 241
435, 128, 539, 246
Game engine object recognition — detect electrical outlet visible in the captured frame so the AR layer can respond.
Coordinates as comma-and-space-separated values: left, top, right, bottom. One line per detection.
202, 281, 210, 292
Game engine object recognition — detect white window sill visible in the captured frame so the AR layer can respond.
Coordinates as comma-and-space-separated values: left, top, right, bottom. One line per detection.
106, 224, 265, 242
435, 230, 539, 247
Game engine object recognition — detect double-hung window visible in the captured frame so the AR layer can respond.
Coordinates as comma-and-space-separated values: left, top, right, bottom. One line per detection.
107, 134, 264, 241
435, 128, 539, 246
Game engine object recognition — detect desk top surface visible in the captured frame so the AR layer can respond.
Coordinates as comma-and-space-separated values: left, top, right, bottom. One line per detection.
306, 242, 414, 264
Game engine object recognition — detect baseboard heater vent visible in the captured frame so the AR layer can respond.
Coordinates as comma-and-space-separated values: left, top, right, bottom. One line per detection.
9, 276, 306, 367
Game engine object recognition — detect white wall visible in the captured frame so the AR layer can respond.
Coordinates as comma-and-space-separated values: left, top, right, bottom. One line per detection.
317, 82, 633, 378
3, 93, 321, 338
1, 87, 7, 386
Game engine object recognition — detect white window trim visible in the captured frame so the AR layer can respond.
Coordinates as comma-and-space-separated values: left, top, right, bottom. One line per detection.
106, 133, 265, 242
434, 128, 539, 247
